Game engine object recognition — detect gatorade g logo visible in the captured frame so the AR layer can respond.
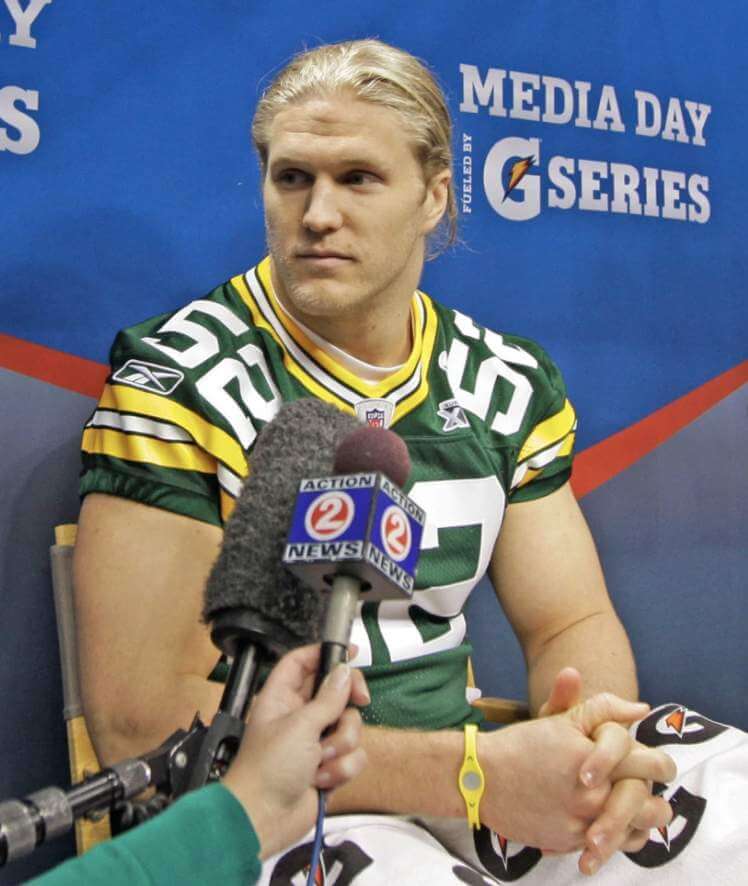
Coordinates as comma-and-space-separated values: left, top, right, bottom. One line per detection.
625, 786, 706, 868
304, 491, 355, 541
635, 704, 729, 747
483, 137, 541, 221
381, 505, 411, 561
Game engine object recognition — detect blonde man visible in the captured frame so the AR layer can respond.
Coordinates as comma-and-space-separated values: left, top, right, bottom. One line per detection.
75, 41, 743, 883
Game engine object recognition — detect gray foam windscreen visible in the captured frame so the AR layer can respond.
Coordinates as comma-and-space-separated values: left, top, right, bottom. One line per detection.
202, 398, 361, 645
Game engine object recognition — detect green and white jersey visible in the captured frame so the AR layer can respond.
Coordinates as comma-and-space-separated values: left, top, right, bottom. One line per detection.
81, 257, 576, 731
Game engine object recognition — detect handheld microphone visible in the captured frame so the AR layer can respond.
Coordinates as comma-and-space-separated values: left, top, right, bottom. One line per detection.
283, 424, 425, 687
282, 422, 426, 885
333, 423, 411, 486
188, 398, 362, 788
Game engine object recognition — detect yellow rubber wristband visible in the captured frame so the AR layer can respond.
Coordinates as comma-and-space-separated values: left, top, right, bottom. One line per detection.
458, 723, 485, 829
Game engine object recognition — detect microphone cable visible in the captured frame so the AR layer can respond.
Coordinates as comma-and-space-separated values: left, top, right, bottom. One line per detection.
306, 790, 326, 886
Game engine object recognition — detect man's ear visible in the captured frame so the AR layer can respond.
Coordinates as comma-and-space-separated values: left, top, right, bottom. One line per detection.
421, 169, 451, 235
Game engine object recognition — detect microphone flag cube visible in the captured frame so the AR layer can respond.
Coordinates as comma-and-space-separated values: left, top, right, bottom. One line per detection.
283, 472, 425, 600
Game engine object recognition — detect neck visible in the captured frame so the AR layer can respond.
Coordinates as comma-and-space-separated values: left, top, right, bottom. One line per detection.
269, 273, 416, 368
293, 305, 413, 367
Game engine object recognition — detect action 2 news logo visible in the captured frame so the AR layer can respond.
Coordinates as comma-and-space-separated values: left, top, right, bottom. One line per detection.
304, 491, 355, 541
303, 492, 413, 562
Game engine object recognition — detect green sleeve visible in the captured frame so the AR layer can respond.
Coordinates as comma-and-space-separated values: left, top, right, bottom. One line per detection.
30, 784, 261, 886
506, 341, 576, 504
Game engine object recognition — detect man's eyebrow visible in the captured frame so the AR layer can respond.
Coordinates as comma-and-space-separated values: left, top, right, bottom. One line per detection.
269, 154, 390, 172
333, 155, 387, 169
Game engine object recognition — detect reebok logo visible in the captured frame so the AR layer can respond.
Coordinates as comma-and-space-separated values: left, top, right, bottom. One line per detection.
112, 360, 184, 395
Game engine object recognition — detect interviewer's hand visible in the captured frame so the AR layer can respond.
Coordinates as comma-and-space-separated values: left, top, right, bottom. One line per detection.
222, 644, 369, 859
538, 668, 675, 876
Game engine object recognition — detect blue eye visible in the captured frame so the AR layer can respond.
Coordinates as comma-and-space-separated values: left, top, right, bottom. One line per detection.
277, 169, 310, 187
344, 171, 379, 186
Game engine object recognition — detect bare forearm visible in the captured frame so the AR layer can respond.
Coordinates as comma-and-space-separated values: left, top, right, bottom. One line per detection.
86, 675, 224, 765
327, 704, 668, 856
326, 725, 465, 818
74, 496, 226, 766
526, 610, 638, 714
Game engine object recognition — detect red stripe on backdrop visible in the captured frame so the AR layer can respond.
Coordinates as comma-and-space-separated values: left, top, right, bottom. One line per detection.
1, 334, 745, 496
0, 333, 108, 398
572, 360, 748, 499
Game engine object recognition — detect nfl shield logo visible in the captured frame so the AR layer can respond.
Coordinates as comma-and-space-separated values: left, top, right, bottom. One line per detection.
355, 398, 394, 429
365, 408, 385, 428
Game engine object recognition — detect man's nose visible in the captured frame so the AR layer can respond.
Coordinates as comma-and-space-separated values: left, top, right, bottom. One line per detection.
302, 179, 343, 233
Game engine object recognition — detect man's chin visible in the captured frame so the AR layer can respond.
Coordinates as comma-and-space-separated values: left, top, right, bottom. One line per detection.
284, 281, 355, 318
272, 259, 363, 317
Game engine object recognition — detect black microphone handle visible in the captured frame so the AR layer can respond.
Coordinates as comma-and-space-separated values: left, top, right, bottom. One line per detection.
183, 641, 269, 792
314, 573, 362, 695
217, 641, 265, 722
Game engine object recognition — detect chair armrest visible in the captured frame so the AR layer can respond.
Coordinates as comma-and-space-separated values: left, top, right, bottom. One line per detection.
467, 657, 530, 723
472, 696, 530, 723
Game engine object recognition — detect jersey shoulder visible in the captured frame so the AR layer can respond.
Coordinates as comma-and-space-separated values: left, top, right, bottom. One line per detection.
427, 298, 576, 500
109, 277, 257, 378
430, 300, 572, 432
80, 272, 286, 526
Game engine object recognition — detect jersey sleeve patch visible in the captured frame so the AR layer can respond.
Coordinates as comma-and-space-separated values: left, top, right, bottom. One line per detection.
511, 398, 577, 492
80, 381, 249, 524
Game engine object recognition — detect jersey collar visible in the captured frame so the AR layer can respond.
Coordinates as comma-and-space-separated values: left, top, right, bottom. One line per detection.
232, 257, 438, 426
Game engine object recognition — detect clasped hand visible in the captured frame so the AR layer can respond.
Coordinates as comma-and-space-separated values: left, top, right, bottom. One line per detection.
480, 668, 676, 876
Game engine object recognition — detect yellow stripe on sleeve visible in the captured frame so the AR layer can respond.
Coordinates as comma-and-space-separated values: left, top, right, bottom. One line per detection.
516, 466, 541, 489
81, 427, 217, 474
220, 490, 237, 523
516, 430, 576, 488
559, 431, 575, 459
98, 384, 247, 477
518, 399, 576, 464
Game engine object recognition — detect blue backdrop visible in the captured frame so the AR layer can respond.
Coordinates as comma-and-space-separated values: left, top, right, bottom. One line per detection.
1, 2, 745, 879
3, 1, 745, 447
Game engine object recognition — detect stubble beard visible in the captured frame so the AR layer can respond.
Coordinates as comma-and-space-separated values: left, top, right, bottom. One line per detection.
269, 251, 360, 320
265, 222, 425, 327
266, 229, 374, 321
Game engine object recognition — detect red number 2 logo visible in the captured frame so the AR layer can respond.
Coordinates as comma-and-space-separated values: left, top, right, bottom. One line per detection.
305, 491, 354, 540
381, 505, 411, 561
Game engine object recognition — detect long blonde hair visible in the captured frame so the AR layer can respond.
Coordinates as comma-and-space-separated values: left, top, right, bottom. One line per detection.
252, 39, 457, 253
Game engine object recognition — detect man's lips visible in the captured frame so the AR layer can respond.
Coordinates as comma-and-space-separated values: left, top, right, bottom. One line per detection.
295, 249, 353, 260
294, 252, 354, 272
